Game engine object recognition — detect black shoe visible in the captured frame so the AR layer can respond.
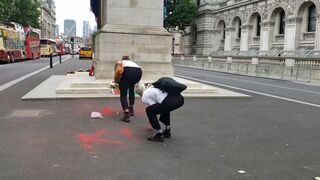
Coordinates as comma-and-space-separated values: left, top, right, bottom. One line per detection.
147, 133, 164, 142
129, 106, 134, 116
120, 113, 130, 122
163, 129, 171, 138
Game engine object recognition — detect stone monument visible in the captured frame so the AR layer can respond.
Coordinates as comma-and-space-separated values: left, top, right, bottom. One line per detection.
93, 0, 174, 81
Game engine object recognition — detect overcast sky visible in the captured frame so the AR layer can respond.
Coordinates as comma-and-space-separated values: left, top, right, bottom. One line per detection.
55, 0, 97, 36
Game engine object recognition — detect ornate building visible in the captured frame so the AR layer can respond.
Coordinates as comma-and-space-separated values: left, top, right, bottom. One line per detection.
183, 0, 320, 58
41, 0, 56, 39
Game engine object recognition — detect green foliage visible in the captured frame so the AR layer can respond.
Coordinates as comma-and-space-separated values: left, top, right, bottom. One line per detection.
164, 0, 197, 32
0, 0, 41, 28
91, 31, 98, 50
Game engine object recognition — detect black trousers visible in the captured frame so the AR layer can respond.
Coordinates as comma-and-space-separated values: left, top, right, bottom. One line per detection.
119, 67, 142, 111
146, 94, 184, 130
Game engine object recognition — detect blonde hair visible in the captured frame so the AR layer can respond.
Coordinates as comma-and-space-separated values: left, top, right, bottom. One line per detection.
122, 55, 130, 60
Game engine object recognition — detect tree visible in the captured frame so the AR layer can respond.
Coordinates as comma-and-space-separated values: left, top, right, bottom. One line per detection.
164, 0, 197, 32
91, 31, 98, 51
0, 0, 41, 28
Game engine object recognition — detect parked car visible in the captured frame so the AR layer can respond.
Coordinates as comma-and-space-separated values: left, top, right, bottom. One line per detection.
79, 47, 93, 60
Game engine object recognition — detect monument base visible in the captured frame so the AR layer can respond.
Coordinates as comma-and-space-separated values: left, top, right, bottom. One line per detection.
94, 24, 174, 81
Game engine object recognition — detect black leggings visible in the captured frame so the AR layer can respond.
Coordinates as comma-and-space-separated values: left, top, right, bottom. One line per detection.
146, 94, 184, 130
119, 67, 142, 111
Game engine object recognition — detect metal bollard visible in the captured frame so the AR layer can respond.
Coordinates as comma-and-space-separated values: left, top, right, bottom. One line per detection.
50, 54, 53, 68
59, 54, 62, 64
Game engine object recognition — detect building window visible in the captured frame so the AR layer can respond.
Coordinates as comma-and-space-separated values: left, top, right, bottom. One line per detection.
197, 0, 200, 7
279, 10, 285, 34
238, 20, 242, 38
308, 5, 316, 32
257, 15, 261, 37
192, 25, 197, 45
222, 23, 226, 40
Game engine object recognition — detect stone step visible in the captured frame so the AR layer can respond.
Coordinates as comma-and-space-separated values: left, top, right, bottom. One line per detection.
71, 81, 108, 88
56, 88, 109, 94
56, 87, 217, 95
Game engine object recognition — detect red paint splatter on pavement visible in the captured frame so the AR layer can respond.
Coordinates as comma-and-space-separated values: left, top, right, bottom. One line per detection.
78, 130, 123, 151
120, 128, 141, 144
101, 106, 113, 116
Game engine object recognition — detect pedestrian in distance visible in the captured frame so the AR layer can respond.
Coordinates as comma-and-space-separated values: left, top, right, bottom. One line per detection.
136, 77, 186, 142
114, 55, 142, 123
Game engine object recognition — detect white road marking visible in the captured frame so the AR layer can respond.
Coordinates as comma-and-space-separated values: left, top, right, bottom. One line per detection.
177, 75, 320, 108
0, 57, 71, 91
176, 68, 320, 95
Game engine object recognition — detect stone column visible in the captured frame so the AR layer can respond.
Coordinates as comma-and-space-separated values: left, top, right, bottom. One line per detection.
260, 21, 275, 51
224, 27, 235, 51
315, 15, 320, 50
212, 29, 222, 51
182, 27, 193, 55
94, 0, 173, 81
284, 17, 301, 51
240, 25, 252, 51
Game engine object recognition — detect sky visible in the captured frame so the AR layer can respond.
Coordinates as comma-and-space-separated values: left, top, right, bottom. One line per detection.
55, 0, 97, 36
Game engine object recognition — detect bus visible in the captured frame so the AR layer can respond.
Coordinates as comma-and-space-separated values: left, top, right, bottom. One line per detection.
0, 22, 25, 63
55, 39, 65, 55
40, 38, 59, 57
24, 27, 40, 59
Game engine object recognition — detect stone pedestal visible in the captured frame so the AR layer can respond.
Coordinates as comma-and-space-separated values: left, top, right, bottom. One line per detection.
94, 0, 174, 81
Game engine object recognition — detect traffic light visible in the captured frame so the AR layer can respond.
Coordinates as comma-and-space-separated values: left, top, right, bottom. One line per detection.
70, 37, 74, 50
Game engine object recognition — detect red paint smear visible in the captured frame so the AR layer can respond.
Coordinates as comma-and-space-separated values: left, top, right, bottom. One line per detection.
120, 128, 141, 144
78, 130, 122, 151
101, 106, 113, 116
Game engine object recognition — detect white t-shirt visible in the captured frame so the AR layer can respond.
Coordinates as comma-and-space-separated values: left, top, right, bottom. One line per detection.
118, 60, 140, 68
142, 87, 168, 106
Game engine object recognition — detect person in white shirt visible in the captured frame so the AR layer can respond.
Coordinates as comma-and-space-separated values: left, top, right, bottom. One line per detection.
140, 84, 184, 142
116, 56, 142, 122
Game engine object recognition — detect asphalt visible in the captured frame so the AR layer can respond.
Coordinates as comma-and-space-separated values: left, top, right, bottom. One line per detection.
0, 56, 319, 180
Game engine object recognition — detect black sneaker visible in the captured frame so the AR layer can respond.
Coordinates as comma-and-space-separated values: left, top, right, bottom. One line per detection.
147, 133, 164, 142
129, 106, 134, 116
120, 113, 130, 123
163, 129, 171, 138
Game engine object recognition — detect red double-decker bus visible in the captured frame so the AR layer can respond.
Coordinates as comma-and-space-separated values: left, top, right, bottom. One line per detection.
55, 39, 65, 55
24, 27, 40, 59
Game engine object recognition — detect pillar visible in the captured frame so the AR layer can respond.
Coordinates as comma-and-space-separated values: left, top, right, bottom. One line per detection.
94, 0, 173, 80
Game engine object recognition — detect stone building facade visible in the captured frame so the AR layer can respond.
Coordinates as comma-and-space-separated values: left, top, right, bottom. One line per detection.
183, 0, 320, 58
41, 0, 56, 39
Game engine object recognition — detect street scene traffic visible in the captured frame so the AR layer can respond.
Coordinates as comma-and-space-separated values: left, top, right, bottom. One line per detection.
1, 0, 320, 180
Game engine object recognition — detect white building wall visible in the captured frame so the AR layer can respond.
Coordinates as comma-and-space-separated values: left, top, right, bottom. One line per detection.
184, 0, 320, 57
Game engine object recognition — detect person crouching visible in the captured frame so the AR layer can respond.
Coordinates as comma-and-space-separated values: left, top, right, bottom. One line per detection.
139, 82, 185, 142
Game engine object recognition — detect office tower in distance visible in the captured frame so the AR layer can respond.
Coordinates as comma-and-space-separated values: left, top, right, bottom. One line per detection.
64, 19, 76, 37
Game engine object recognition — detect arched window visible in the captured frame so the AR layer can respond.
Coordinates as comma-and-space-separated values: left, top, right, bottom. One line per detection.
256, 15, 261, 36
279, 10, 285, 34
308, 5, 316, 32
223, 23, 226, 40
192, 25, 197, 45
238, 20, 242, 38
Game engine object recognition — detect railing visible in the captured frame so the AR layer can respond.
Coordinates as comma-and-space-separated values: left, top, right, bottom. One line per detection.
275, 34, 284, 42
172, 55, 320, 84
253, 36, 260, 44
303, 32, 315, 41
220, 2, 227, 7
